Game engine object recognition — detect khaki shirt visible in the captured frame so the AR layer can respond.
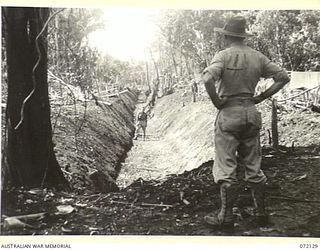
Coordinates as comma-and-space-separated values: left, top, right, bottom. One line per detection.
137, 112, 147, 121
203, 42, 290, 98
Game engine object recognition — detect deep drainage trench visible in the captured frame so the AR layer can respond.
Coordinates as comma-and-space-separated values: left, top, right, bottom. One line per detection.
116, 90, 218, 189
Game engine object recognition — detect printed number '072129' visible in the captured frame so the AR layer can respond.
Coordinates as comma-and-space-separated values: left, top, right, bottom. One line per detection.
300, 244, 318, 249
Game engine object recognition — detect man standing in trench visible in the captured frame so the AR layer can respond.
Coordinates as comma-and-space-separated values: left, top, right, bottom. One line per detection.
133, 107, 149, 141
201, 16, 290, 230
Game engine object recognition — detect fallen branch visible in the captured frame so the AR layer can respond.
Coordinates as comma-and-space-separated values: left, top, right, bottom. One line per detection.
13, 212, 48, 221
293, 104, 308, 110
83, 193, 102, 201
96, 100, 112, 106
3, 212, 48, 229
109, 200, 135, 206
3, 217, 35, 230
137, 167, 159, 172
109, 200, 173, 208
269, 195, 320, 203
141, 202, 173, 208
285, 100, 308, 105
101, 89, 130, 98
277, 85, 320, 103
89, 92, 112, 107
61, 169, 73, 176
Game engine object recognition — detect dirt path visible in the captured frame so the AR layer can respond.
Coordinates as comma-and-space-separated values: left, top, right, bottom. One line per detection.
117, 97, 180, 188
117, 90, 217, 188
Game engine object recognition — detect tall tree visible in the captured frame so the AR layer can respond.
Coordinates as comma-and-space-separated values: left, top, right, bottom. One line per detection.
3, 7, 69, 189
246, 10, 320, 71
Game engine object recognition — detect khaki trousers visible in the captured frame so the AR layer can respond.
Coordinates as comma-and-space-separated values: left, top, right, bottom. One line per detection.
136, 120, 147, 135
213, 100, 267, 185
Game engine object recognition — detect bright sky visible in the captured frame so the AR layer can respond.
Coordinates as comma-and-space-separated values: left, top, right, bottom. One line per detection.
88, 8, 160, 62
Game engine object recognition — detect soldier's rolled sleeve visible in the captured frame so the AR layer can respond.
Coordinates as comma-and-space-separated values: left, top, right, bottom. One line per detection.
202, 52, 224, 81
274, 70, 290, 84
261, 55, 290, 84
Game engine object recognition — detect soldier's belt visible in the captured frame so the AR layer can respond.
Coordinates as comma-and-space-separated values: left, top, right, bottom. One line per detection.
222, 98, 255, 108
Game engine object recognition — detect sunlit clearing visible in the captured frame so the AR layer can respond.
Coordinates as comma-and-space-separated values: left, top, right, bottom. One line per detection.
88, 8, 160, 62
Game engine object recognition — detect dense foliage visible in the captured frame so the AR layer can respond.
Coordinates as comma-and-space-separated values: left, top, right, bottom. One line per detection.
152, 9, 320, 91
47, 8, 145, 96
4, 9, 319, 100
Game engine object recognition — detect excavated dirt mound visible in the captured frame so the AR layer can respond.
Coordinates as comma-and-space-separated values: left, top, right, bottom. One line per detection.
1, 89, 138, 194
258, 101, 320, 150
118, 89, 320, 187
51, 90, 138, 193
117, 90, 216, 187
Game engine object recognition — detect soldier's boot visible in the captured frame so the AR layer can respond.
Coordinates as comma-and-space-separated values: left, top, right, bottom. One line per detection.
204, 183, 239, 230
250, 182, 269, 227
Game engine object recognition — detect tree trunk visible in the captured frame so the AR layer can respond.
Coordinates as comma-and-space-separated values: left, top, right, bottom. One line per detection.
179, 48, 183, 77
149, 49, 160, 88
183, 53, 191, 75
145, 62, 151, 91
170, 49, 178, 76
3, 7, 69, 190
54, 13, 59, 68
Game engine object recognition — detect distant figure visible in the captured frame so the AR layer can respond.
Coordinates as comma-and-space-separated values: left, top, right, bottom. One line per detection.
191, 80, 198, 102
133, 107, 148, 140
150, 88, 157, 107
145, 89, 151, 102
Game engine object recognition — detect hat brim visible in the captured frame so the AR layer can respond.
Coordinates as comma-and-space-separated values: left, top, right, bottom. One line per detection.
214, 27, 253, 38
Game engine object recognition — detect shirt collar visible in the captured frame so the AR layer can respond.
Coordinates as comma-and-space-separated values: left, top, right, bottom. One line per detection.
230, 41, 246, 47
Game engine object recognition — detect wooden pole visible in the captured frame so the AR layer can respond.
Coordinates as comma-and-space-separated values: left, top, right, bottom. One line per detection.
271, 98, 279, 151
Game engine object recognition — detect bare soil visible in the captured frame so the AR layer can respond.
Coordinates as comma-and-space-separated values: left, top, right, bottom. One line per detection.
1, 89, 320, 236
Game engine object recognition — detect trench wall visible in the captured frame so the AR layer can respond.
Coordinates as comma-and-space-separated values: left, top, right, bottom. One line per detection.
52, 89, 138, 192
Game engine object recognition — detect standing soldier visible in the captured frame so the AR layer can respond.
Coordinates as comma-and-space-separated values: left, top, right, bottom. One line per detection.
201, 16, 290, 230
149, 87, 157, 107
191, 80, 198, 103
133, 107, 149, 141
145, 88, 151, 103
